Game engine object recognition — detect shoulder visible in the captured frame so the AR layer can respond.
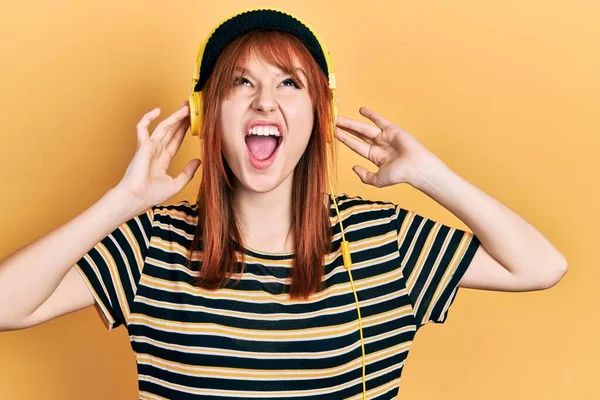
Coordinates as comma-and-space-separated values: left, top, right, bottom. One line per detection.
151, 200, 198, 217
149, 200, 198, 232
332, 192, 399, 226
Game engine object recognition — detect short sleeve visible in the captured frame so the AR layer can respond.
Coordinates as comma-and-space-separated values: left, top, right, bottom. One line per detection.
393, 204, 481, 329
73, 207, 155, 331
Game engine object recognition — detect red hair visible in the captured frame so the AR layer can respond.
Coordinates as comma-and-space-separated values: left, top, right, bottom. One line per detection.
184, 30, 339, 299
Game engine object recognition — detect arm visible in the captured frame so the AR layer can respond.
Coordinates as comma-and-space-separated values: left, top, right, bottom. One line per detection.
0, 188, 141, 331
413, 161, 568, 291
0, 103, 199, 331
335, 107, 567, 292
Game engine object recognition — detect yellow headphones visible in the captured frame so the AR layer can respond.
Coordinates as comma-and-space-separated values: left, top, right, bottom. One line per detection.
187, 8, 339, 143
187, 8, 366, 399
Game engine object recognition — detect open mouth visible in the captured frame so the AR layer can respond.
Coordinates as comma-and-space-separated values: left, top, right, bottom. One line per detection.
245, 134, 283, 169
245, 135, 282, 159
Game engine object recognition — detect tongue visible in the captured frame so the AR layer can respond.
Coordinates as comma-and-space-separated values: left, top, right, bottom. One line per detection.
245, 136, 279, 160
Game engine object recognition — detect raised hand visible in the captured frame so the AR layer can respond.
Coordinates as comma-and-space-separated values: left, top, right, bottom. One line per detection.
334, 106, 447, 189
113, 101, 201, 213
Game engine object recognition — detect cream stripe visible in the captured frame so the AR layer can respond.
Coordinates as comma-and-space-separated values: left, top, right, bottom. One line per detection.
440, 233, 474, 315
154, 201, 394, 230
343, 230, 396, 253
139, 391, 169, 400
397, 210, 417, 270
120, 220, 145, 295
134, 279, 408, 321
347, 374, 402, 400
128, 322, 414, 361
424, 231, 471, 322
129, 306, 404, 341
73, 264, 116, 330
329, 208, 396, 238
334, 203, 394, 221
146, 233, 396, 276
96, 242, 131, 325
136, 342, 409, 397
136, 341, 410, 382
138, 256, 401, 305
404, 215, 431, 290
412, 222, 448, 316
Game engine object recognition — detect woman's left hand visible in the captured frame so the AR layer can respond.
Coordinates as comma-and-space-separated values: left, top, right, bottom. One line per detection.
335, 106, 447, 189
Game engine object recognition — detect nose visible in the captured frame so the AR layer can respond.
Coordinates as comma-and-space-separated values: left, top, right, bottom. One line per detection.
252, 87, 278, 113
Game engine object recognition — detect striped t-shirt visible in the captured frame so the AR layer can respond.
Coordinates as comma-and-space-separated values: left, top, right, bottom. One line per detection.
74, 193, 481, 399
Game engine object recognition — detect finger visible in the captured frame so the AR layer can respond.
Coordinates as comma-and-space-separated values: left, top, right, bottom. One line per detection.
335, 124, 374, 145
161, 113, 188, 147
136, 108, 161, 142
353, 165, 382, 187
335, 115, 381, 139
151, 104, 190, 142
157, 103, 189, 135
174, 158, 202, 191
359, 106, 392, 130
165, 116, 190, 155
335, 127, 372, 160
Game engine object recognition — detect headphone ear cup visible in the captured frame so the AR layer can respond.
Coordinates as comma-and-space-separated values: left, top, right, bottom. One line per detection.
188, 91, 203, 137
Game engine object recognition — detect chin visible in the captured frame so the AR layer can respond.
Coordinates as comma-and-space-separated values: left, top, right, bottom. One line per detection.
243, 182, 281, 194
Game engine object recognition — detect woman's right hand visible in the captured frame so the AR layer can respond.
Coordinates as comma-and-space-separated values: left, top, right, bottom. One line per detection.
113, 101, 201, 213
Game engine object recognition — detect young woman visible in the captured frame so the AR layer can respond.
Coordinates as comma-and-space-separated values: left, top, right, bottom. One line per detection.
0, 8, 567, 399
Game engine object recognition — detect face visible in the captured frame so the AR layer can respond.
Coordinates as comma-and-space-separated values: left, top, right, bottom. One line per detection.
220, 52, 314, 193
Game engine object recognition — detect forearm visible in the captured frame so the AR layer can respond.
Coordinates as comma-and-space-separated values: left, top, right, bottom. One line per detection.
412, 160, 567, 279
0, 188, 140, 327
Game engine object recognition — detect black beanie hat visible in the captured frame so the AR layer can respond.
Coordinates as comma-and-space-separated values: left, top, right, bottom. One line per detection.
192, 9, 330, 93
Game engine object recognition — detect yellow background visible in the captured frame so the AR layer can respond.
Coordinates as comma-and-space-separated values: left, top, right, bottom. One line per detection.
1, 0, 597, 398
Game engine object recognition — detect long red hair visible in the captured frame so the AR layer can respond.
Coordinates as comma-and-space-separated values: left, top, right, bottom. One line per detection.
184, 30, 339, 299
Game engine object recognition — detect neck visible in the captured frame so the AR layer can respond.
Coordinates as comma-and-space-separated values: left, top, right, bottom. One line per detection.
232, 172, 295, 252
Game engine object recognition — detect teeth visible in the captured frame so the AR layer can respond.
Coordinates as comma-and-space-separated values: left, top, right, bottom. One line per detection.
247, 126, 281, 137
